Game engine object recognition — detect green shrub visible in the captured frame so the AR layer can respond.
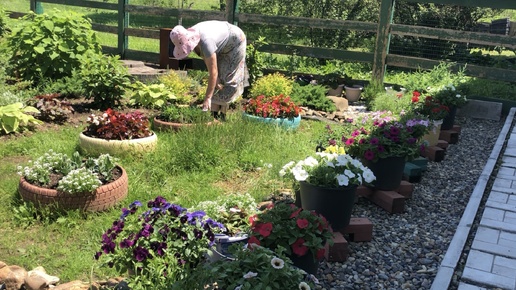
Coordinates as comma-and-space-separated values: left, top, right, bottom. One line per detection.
249, 72, 294, 98
75, 51, 132, 109
159, 71, 195, 105
362, 79, 388, 111
0, 102, 43, 134
290, 83, 336, 112
129, 82, 176, 108
0, 7, 8, 37
7, 10, 102, 84
370, 89, 412, 115
38, 76, 85, 99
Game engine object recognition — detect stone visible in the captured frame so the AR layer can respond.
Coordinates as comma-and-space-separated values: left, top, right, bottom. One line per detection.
25, 267, 59, 290
457, 99, 502, 121
0, 262, 6, 270
0, 265, 28, 290
327, 96, 349, 112
52, 280, 89, 290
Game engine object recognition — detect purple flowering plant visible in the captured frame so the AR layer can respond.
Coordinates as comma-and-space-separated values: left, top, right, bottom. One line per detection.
321, 111, 430, 163
94, 196, 225, 288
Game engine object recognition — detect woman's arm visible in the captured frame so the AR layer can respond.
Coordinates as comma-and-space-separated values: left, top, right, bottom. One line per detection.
202, 52, 218, 110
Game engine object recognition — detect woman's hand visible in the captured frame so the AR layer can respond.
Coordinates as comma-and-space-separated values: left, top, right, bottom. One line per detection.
202, 97, 211, 111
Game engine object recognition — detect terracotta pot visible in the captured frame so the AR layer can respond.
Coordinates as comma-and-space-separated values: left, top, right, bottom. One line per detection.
78, 132, 157, 156
18, 166, 128, 212
153, 117, 220, 132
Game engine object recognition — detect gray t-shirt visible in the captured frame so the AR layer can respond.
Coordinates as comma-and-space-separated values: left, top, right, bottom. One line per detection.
192, 20, 230, 58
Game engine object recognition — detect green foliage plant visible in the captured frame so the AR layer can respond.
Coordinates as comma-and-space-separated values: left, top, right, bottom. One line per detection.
361, 79, 385, 110
248, 72, 293, 98
84, 108, 153, 140
290, 83, 336, 112
157, 105, 214, 124
0, 102, 42, 134
94, 196, 226, 289
179, 244, 317, 289
370, 89, 412, 115
75, 51, 132, 109
246, 36, 268, 89
159, 70, 195, 105
0, 7, 7, 37
7, 10, 102, 84
129, 82, 176, 108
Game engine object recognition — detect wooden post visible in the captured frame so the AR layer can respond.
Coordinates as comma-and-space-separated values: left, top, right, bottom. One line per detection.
30, 0, 44, 14
372, 0, 395, 85
118, 0, 129, 59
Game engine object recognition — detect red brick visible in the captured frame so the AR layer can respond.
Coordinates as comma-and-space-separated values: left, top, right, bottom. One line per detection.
325, 232, 349, 262
436, 140, 449, 150
341, 218, 373, 242
452, 125, 462, 133
356, 185, 373, 198
364, 190, 405, 213
439, 130, 459, 144
396, 180, 414, 199
422, 146, 445, 162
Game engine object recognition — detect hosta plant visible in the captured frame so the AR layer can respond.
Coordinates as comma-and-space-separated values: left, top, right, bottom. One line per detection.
0, 102, 42, 134
83, 108, 153, 140
129, 82, 176, 109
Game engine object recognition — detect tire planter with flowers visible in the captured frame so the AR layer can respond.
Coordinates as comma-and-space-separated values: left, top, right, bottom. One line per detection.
79, 132, 158, 156
18, 165, 128, 212
242, 112, 301, 130
153, 117, 220, 132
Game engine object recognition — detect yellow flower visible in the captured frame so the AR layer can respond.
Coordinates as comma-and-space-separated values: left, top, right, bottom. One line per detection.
324, 145, 346, 155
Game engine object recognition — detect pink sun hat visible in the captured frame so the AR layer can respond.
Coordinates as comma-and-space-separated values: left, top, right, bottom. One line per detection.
170, 25, 200, 60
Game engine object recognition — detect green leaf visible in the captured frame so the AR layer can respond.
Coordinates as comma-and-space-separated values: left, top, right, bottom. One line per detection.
42, 20, 54, 31
33, 46, 45, 54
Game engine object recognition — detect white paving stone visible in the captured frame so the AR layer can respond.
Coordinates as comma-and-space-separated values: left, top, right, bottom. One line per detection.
462, 267, 516, 289
465, 250, 494, 272
475, 227, 500, 244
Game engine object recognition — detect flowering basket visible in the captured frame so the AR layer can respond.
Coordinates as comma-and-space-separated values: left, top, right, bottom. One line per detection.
94, 196, 225, 289
243, 94, 301, 119
335, 112, 430, 162
411, 91, 449, 121
84, 108, 153, 140
247, 202, 333, 261
431, 84, 468, 108
280, 152, 376, 188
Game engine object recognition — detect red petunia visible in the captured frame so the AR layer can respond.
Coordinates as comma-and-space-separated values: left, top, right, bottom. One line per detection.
290, 208, 302, 218
248, 236, 261, 247
296, 218, 309, 229
316, 248, 325, 260
254, 222, 273, 237
249, 214, 257, 226
291, 238, 308, 257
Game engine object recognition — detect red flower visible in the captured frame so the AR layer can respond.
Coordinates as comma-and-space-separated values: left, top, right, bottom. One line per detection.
290, 208, 302, 218
411, 95, 419, 103
248, 236, 261, 247
291, 238, 308, 256
253, 222, 273, 237
296, 218, 309, 229
249, 214, 257, 226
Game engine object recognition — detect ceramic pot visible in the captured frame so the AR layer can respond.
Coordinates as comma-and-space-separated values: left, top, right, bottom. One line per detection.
299, 181, 357, 231
344, 85, 363, 102
421, 119, 443, 147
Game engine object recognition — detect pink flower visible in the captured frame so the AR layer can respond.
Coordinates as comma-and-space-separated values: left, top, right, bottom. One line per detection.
296, 218, 309, 229
291, 238, 308, 257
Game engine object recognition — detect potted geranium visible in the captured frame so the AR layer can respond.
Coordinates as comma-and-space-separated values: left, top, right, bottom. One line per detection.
17, 149, 127, 211
410, 90, 449, 146
281, 152, 375, 231
242, 94, 302, 130
336, 111, 429, 190
246, 202, 334, 275
431, 84, 468, 130
94, 196, 226, 289
153, 104, 217, 132
79, 108, 157, 156
176, 244, 317, 289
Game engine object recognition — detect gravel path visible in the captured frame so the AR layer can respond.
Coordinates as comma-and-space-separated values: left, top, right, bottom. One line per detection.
316, 113, 506, 290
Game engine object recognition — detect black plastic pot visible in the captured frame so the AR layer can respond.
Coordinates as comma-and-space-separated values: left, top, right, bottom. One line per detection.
364, 156, 406, 191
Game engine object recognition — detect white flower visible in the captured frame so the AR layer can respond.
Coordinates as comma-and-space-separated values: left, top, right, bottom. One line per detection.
299, 282, 311, 290
303, 156, 319, 167
336, 174, 349, 186
243, 271, 257, 279
308, 274, 319, 284
234, 286, 242, 290
271, 257, 284, 269
456, 94, 461, 98
325, 160, 335, 168
293, 167, 309, 181
344, 169, 356, 179
335, 154, 349, 166
229, 207, 241, 213
362, 169, 376, 183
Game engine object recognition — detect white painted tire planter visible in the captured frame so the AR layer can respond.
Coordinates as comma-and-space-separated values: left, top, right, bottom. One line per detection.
78, 132, 158, 156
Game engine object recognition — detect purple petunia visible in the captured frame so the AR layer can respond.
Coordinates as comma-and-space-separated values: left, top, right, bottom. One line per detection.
133, 246, 151, 262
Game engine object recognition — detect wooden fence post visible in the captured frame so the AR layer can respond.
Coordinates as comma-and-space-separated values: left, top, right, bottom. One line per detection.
118, 0, 129, 59
372, 0, 395, 85
30, 0, 44, 14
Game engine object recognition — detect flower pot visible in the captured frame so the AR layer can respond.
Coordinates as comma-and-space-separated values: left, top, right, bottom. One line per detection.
288, 252, 319, 275
153, 117, 220, 132
344, 85, 363, 103
299, 181, 357, 231
421, 119, 443, 147
364, 156, 405, 191
78, 132, 158, 156
441, 105, 457, 130
326, 84, 344, 97
18, 165, 128, 212
242, 112, 301, 130
208, 234, 249, 262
